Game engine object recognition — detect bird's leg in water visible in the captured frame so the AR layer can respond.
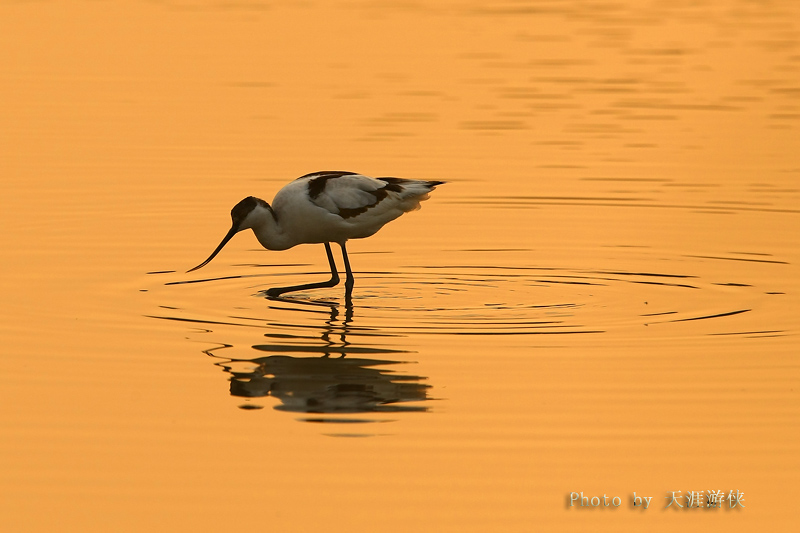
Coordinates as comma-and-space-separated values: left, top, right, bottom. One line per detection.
340, 242, 355, 292
266, 242, 340, 297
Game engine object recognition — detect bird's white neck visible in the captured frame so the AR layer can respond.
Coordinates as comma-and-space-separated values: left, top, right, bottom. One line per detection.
247, 206, 293, 251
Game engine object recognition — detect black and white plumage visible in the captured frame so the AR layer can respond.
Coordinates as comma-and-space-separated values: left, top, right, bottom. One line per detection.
188, 171, 444, 297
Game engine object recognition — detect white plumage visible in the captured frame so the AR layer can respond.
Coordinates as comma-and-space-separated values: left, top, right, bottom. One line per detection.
188, 171, 444, 297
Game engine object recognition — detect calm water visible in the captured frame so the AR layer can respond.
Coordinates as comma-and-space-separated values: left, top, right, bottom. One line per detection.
1, 1, 799, 531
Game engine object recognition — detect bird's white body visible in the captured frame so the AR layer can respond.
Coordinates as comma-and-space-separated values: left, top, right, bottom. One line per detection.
249, 172, 438, 250
188, 171, 444, 297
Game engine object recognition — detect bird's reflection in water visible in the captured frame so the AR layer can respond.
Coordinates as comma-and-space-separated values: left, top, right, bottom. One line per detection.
205, 295, 432, 424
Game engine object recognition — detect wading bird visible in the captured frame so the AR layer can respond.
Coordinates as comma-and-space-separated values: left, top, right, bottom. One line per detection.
188, 171, 444, 297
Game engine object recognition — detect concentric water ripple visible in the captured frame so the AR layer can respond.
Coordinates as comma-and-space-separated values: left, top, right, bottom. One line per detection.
149, 252, 787, 341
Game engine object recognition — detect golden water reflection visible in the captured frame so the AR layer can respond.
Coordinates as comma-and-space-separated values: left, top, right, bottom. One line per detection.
153, 294, 431, 423
219, 352, 430, 415
205, 298, 432, 423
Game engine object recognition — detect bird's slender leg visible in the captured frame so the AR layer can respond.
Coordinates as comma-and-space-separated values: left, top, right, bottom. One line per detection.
339, 242, 355, 291
266, 242, 340, 297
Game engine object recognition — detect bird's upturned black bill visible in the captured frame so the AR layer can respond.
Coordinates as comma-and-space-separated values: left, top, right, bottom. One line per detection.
187, 226, 238, 273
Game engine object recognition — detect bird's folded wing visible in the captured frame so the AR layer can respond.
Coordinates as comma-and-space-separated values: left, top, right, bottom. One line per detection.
309, 174, 389, 216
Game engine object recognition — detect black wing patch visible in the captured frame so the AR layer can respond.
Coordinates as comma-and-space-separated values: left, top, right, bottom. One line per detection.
379, 177, 445, 191
337, 178, 414, 219
302, 171, 359, 200
375, 177, 405, 193
304, 175, 442, 219
337, 189, 390, 219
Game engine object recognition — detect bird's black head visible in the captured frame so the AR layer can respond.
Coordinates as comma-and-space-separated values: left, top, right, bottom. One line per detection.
231, 196, 262, 228
187, 196, 270, 273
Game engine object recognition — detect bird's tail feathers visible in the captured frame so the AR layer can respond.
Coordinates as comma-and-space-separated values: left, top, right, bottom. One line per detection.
378, 177, 444, 212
